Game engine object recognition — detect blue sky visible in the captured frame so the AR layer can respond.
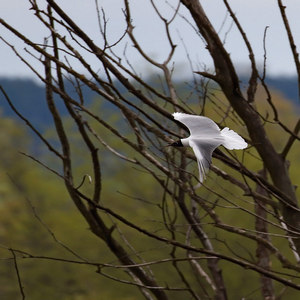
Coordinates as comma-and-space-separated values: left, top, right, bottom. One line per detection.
1, 0, 300, 78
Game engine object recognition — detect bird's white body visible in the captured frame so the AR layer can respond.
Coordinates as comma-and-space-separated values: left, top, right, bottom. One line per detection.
172, 112, 247, 184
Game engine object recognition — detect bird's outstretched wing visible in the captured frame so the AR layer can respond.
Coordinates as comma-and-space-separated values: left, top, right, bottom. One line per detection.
173, 112, 220, 137
189, 139, 220, 184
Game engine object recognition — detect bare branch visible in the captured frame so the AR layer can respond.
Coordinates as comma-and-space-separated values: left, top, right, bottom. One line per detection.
10, 249, 26, 300
1, 1, 300, 297
0, 85, 63, 159
255, 169, 275, 299
223, 0, 258, 103
277, 0, 300, 101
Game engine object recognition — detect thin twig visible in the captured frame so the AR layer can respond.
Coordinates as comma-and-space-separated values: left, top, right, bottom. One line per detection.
10, 249, 26, 299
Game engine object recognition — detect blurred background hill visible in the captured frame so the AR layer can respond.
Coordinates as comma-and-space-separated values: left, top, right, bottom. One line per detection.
0, 76, 299, 129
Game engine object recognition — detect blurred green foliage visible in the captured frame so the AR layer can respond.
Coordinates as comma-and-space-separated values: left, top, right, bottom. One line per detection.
0, 84, 299, 299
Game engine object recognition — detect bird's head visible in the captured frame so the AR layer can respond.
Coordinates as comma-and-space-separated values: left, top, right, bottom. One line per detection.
168, 140, 183, 147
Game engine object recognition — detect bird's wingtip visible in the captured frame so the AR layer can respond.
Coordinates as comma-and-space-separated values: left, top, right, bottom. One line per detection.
172, 112, 183, 119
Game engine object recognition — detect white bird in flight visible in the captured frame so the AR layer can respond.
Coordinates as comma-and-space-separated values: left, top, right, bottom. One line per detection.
170, 112, 248, 184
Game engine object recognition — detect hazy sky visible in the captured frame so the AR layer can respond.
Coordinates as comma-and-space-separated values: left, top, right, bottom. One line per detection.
1, 0, 300, 79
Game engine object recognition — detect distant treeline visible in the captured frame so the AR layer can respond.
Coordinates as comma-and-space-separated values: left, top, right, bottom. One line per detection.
0, 76, 298, 129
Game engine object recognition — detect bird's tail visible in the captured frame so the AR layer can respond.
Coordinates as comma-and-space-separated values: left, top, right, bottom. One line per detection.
220, 127, 248, 150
